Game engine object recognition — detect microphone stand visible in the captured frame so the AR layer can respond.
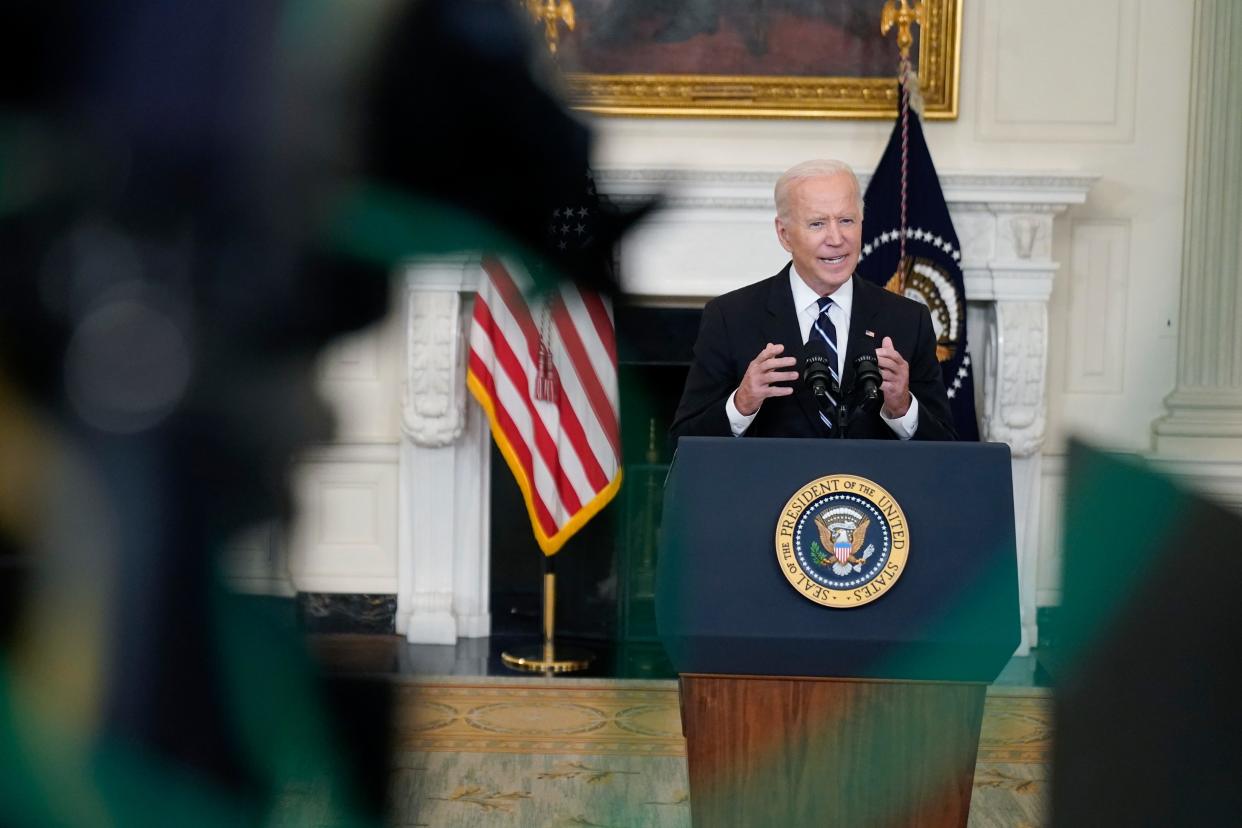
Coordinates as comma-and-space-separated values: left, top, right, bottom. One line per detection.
833, 379, 883, 438
811, 382, 853, 439
812, 380, 877, 439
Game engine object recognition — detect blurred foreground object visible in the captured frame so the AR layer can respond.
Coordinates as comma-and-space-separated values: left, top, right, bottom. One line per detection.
1050, 442, 1242, 825
361, 0, 654, 297
0, 0, 649, 823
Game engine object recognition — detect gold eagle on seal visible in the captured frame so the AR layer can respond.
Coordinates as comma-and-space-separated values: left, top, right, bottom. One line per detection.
814, 514, 871, 567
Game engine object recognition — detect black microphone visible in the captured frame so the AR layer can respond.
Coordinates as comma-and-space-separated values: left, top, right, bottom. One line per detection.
802, 340, 835, 407
852, 353, 883, 414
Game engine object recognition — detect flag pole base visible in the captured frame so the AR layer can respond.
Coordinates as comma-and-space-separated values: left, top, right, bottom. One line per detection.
502, 556, 592, 672
501, 645, 594, 673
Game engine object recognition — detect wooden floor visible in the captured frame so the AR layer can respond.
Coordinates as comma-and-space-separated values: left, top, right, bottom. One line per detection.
388, 677, 1050, 827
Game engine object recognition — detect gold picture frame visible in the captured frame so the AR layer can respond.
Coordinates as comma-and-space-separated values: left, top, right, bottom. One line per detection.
557, 0, 961, 119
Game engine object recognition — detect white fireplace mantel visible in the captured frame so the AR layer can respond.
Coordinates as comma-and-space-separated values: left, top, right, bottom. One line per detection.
398, 167, 1097, 653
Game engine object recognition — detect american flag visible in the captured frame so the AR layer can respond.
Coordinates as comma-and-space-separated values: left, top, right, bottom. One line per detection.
466, 257, 622, 555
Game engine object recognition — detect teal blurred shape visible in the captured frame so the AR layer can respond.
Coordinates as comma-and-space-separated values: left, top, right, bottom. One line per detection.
1051, 440, 1242, 826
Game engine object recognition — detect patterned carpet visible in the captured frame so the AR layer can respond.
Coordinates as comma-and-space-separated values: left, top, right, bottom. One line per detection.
388, 677, 1050, 827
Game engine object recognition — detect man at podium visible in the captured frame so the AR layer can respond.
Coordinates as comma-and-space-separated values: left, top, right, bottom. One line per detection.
671, 159, 955, 442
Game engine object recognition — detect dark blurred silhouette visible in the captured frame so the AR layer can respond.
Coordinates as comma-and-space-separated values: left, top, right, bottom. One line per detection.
1050, 443, 1242, 826
0, 0, 650, 822
364, 0, 652, 296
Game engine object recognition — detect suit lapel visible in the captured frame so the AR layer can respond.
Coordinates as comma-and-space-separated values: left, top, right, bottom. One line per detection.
842, 276, 881, 395
762, 264, 825, 435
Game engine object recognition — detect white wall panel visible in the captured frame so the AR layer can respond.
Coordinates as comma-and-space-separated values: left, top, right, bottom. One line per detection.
976, 0, 1138, 142
319, 482, 380, 545
287, 447, 398, 593
1065, 220, 1131, 393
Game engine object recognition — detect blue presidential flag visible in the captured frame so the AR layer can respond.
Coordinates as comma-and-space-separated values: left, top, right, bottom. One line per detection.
855, 89, 980, 440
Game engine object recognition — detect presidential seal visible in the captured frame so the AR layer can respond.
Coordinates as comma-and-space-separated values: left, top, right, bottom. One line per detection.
774, 474, 909, 608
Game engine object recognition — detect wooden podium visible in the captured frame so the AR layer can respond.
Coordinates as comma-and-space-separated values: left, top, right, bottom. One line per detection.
657, 438, 1020, 828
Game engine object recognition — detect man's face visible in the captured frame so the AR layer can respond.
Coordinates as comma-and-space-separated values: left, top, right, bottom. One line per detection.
775, 173, 862, 296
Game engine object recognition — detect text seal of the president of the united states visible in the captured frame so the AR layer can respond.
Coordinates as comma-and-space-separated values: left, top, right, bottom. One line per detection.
774, 474, 909, 608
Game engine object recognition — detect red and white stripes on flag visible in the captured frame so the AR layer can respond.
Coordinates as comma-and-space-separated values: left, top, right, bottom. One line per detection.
466, 258, 622, 556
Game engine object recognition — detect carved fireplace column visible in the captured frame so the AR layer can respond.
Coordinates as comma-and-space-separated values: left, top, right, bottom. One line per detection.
397, 259, 491, 644
949, 177, 1095, 655
1151, 0, 1242, 508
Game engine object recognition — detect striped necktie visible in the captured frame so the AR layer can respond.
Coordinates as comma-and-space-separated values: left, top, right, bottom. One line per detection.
811, 296, 840, 431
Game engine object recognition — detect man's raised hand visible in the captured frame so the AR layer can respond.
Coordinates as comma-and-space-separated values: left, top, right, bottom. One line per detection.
734, 342, 798, 416
876, 335, 912, 418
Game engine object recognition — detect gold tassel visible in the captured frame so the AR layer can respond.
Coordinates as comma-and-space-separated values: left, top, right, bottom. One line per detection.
534, 305, 558, 403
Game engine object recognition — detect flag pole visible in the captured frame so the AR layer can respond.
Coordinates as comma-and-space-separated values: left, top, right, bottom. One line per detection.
880, 0, 925, 294
502, 554, 594, 673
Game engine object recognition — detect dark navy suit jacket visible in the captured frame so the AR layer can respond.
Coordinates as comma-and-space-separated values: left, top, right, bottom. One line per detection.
671, 264, 956, 442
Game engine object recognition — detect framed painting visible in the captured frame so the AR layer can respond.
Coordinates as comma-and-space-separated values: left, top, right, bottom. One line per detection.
552, 0, 961, 119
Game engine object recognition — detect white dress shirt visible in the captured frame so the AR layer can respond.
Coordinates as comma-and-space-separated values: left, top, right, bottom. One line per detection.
725, 266, 919, 438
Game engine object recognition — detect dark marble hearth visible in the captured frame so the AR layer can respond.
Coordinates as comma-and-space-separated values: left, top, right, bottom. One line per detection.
308, 633, 677, 680
306, 632, 1052, 687
297, 593, 396, 634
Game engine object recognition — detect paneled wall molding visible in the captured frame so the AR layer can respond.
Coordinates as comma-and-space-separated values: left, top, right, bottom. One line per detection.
975, 0, 1139, 144
1151, 0, 1242, 506
1066, 220, 1131, 394
286, 453, 399, 595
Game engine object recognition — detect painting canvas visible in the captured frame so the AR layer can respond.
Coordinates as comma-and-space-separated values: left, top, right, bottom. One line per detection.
552, 0, 961, 118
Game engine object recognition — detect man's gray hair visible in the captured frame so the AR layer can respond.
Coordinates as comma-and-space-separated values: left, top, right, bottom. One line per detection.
774, 159, 864, 220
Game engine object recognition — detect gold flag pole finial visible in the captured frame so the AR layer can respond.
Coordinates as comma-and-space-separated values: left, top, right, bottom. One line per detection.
524, 0, 576, 55
880, 0, 925, 62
